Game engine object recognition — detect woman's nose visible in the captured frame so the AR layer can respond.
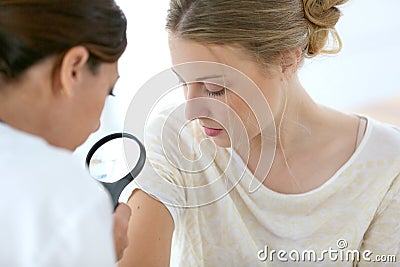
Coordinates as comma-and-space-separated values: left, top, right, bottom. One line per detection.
184, 83, 201, 100
184, 83, 209, 120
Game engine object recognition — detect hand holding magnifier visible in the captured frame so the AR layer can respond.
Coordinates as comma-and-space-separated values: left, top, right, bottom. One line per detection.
85, 133, 146, 210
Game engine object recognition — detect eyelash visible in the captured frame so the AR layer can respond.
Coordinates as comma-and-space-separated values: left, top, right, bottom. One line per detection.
180, 82, 227, 97
109, 87, 115, 96
206, 88, 226, 97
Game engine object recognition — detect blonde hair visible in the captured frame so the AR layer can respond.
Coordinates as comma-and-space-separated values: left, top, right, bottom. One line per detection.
166, 0, 348, 65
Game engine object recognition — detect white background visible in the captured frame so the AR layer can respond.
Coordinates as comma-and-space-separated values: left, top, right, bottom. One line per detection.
75, 0, 400, 160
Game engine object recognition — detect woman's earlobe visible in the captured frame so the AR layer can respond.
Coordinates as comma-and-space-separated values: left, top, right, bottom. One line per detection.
281, 49, 302, 78
280, 59, 295, 78
59, 87, 68, 96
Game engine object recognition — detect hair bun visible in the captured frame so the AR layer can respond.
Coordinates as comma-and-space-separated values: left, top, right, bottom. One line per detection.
303, 0, 347, 28
303, 0, 348, 57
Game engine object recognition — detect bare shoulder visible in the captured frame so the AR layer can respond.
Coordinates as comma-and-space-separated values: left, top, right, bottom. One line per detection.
118, 190, 174, 267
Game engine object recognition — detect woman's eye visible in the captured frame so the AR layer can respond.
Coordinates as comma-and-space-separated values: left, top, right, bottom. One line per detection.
204, 83, 226, 97
207, 89, 225, 97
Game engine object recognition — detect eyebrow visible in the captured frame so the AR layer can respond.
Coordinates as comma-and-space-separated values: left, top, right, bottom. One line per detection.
195, 75, 224, 82
171, 68, 224, 82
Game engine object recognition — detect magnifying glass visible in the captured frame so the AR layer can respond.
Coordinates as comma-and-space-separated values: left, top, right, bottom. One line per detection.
85, 132, 146, 210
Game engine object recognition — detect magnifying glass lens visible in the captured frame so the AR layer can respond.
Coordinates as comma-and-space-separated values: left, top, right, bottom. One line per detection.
86, 133, 146, 210
89, 138, 130, 183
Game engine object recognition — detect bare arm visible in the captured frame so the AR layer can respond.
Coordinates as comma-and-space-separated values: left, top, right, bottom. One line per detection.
118, 189, 174, 267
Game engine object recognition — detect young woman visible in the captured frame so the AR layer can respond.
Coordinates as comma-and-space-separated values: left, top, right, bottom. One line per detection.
119, 0, 400, 266
0, 0, 131, 265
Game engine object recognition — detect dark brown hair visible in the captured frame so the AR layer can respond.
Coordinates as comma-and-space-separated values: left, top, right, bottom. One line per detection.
0, 0, 127, 80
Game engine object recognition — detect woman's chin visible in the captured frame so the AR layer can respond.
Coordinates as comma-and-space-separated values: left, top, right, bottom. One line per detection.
212, 136, 231, 148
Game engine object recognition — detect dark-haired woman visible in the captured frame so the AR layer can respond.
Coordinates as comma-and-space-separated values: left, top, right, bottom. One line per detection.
0, 1, 131, 266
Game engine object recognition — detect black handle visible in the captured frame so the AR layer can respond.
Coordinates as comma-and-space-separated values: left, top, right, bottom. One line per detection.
101, 175, 133, 210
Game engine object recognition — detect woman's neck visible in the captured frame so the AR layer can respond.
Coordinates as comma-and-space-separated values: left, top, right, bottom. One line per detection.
0, 61, 54, 142
246, 75, 320, 166
245, 75, 360, 193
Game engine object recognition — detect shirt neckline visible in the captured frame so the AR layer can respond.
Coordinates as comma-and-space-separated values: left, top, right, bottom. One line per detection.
234, 116, 374, 199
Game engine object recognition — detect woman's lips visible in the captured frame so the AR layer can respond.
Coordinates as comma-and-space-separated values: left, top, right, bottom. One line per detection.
203, 126, 223, 137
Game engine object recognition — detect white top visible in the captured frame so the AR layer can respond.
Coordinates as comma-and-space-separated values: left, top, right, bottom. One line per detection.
122, 108, 400, 266
0, 123, 116, 267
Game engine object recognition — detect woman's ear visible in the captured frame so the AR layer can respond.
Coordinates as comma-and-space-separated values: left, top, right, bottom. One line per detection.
280, 48, 302, 79
58, 46, 90, 96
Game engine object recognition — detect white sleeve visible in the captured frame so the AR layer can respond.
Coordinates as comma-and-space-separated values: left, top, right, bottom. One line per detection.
121, 160, 186, 226
121, 110, 188, 225
358, 174, 400, 266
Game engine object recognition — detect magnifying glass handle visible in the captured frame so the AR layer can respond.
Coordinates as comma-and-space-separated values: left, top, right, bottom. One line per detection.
101, 176, 132, 210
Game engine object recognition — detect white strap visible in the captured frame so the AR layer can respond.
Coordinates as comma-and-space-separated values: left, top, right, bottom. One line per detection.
356, 117, 367, 148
